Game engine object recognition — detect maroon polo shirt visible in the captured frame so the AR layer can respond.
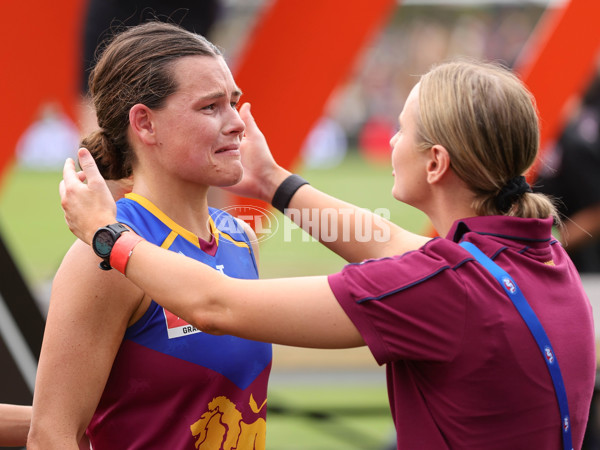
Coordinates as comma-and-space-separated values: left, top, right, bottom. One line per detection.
328, 216, 595, 450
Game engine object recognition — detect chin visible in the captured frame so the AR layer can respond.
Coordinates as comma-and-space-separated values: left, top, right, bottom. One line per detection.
217, 170, 243, 188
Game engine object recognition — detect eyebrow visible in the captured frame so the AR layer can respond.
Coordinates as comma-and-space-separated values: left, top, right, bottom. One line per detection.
198, 88, 243, 102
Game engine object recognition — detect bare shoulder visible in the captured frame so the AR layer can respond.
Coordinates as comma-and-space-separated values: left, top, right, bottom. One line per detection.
51, 239, 146, 318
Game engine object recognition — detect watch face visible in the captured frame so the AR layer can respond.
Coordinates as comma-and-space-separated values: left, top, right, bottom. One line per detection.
93, 230, 114, 257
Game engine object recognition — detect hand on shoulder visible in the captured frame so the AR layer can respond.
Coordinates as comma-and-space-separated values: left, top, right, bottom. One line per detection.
60, 148, 118, 245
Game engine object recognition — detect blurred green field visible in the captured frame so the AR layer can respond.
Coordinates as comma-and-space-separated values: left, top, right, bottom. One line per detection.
0, 168, 76, 284
266, 380, 395, 450
0, 151, 426, 449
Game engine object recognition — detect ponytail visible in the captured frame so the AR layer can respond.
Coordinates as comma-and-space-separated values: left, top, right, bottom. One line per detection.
81, 129, 133, 180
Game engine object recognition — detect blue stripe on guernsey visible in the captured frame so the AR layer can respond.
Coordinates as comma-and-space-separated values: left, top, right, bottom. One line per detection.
115, 194, 270, 390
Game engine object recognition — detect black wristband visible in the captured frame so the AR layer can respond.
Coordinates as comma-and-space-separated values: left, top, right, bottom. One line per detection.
271, 174, 309, 213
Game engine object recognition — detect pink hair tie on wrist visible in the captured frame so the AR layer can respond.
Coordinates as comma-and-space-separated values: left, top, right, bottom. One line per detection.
110, 233, 144, 275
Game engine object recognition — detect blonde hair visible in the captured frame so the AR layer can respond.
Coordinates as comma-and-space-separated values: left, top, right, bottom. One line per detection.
416, 60, 558, 220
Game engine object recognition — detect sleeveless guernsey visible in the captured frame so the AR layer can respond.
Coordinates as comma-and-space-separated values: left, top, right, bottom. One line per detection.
87, 193, 272, 450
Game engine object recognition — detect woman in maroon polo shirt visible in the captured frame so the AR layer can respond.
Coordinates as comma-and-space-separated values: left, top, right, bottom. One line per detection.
59, 60, 595, 449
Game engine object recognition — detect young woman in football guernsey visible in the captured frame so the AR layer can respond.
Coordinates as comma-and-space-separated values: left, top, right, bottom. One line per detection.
59, 60, 595, 449
28, 22, 272, 449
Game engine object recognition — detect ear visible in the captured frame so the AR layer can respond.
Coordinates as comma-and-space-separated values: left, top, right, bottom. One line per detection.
129, 104, 157, 145
426, 144, 451, 184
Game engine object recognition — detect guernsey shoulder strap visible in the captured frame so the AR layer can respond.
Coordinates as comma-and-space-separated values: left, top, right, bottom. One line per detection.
460, 241, 572, 450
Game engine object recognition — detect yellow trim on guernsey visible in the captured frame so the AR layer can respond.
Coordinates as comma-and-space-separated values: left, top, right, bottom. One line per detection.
161, 231, 178, 249
124, 193, 250, 250
218, 230, 251, 249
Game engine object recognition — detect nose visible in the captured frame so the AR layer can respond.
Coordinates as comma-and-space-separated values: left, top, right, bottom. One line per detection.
225, 107, 246, 136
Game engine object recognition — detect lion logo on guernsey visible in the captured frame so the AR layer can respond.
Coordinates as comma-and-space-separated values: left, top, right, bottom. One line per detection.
190, 395, 267, 449
502, 277, 516, 294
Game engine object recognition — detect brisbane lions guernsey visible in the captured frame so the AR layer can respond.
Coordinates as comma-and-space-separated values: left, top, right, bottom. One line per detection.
86, 193, 272, 450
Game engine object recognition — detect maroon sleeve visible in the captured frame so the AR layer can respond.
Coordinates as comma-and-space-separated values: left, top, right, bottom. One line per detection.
328, 241, 468, 366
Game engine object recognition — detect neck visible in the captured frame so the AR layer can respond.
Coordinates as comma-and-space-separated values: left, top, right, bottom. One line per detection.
422, 181, 478, 238
131, 175, 212, 242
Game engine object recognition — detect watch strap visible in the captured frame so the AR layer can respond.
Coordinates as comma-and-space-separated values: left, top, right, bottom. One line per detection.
106, 222, 130, 233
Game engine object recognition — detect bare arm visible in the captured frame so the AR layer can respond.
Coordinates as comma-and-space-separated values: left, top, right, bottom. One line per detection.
0, 404, 30, 447
28, 241, 145, 449
226, 103, 429, 263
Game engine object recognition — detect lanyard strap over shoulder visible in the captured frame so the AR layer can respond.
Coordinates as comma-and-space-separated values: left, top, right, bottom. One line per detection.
460, 241, 573, 450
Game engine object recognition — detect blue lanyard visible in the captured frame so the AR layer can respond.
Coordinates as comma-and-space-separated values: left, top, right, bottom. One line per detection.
460, 241, 573, 450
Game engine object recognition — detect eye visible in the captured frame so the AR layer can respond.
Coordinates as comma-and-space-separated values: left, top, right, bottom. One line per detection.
230, 101, 239, 110
202, 104, 216, 111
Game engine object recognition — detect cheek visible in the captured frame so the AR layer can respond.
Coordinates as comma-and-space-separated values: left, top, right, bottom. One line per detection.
391, 145, 402, 169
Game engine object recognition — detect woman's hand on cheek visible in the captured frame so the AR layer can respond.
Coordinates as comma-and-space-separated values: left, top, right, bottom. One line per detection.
59, 148, 118, 245
224, 102, 291, 202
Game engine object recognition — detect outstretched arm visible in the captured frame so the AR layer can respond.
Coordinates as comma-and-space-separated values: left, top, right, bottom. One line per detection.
226, 103, 429, 263
60, 149, 363, 349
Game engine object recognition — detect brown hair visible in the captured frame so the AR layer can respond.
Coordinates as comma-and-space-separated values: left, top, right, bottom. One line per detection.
82, 21, 222, 179
416, 60, 558, 220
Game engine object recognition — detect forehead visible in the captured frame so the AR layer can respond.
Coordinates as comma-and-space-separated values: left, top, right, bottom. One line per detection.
171, 55, 240, 96
399, 83, 420, 123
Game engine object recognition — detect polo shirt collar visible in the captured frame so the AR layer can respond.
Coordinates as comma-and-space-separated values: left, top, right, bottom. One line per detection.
447, 216, 555, 244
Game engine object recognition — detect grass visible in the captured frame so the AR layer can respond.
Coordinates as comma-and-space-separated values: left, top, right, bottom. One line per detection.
0, 151, 427, 449
0, 167, 77, 284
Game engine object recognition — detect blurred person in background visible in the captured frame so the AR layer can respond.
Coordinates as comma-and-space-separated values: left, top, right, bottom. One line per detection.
536, 74, 600, 273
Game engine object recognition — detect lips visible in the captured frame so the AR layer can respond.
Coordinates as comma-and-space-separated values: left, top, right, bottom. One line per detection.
215, 145, 240, 154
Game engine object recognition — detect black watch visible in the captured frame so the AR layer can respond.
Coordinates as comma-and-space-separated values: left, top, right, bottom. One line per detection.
92, 223, 130, 271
